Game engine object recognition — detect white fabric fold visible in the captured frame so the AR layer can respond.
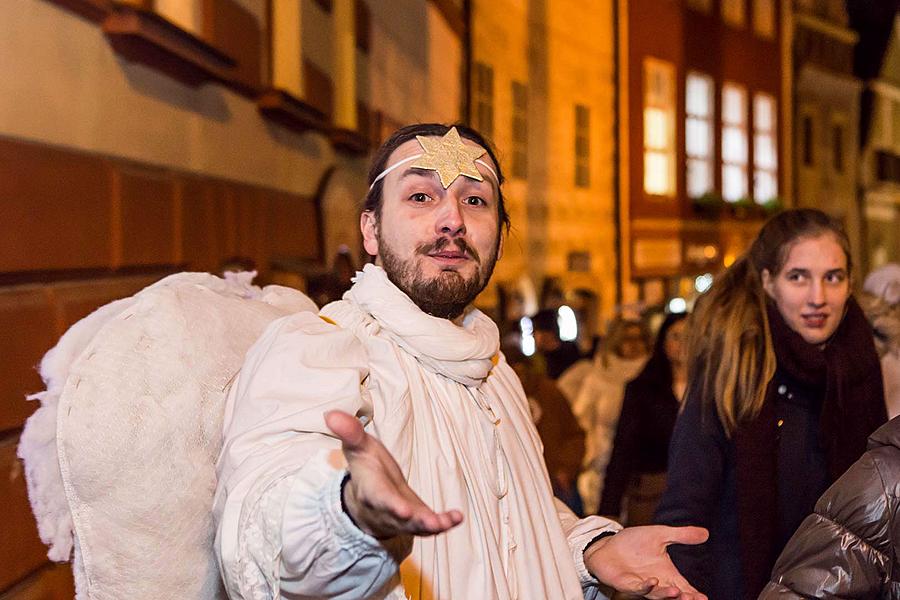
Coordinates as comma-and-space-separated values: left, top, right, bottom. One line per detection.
215, 265, 617, 600
345, 263, 499, 387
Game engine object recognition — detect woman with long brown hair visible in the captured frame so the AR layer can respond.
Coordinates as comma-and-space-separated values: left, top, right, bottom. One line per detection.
654, 209, 887, 600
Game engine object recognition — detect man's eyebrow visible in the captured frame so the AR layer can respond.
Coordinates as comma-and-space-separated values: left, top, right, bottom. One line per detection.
398, 167, 438, 181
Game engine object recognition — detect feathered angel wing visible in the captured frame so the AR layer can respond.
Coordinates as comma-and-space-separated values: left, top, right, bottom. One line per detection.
18, 272, 316, 600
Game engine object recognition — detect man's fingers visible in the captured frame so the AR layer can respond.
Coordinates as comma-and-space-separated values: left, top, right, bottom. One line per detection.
663, 525, 709, 546
324, 410, 367, 450
643, 584, 682, 599
620, 575, 656, 596
407, 509, 464, 536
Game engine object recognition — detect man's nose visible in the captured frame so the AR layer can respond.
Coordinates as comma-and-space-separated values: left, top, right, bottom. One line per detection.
436, 199, 466, 236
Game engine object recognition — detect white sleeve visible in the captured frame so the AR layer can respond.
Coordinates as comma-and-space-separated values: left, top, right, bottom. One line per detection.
214, 312, 406, 600
555, 498, 621, 599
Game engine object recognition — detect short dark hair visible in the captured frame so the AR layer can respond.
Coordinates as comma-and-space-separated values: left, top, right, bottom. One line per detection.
363, 123, 511, 234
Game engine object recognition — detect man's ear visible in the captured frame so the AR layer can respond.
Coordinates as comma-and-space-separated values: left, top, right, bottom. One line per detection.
361, 211, 379, 257
761, 268, 774, 298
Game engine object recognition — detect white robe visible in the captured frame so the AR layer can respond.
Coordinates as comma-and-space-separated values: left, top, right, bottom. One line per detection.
214, 265, 617, 599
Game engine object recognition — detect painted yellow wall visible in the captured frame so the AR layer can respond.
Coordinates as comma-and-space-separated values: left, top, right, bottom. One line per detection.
0, 0, 465, 267
471, 0, 618, 322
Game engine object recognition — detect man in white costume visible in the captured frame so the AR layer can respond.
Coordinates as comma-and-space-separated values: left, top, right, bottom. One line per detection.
214, 124, 707, 600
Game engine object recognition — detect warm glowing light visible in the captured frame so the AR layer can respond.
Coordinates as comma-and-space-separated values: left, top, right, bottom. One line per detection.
520, 316, 535, 356
724, 253, 737, 267
558, 305, 578, 342
668, 297, 687, 313
695, 273, 714, 293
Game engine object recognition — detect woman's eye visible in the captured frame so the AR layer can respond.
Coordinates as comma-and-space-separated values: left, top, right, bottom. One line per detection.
826, 273, 846, 284
410, 193, 431, 203
464, 196, 486, 207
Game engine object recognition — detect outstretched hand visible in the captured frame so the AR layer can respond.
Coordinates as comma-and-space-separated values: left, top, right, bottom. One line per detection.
584, 525, 709, 599
324, 410, 464, 540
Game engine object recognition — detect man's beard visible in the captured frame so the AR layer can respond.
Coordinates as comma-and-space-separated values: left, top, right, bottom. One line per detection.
379, 235, 499, 320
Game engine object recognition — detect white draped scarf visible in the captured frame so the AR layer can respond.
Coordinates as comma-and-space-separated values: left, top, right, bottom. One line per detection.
321, 264, 586, 600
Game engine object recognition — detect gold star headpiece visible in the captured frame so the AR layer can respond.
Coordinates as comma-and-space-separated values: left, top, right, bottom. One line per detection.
368, 127, 499, 190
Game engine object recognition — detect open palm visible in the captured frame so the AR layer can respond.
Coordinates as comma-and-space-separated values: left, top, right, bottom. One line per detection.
585, 525, 709, 599
325, 410, 463, 539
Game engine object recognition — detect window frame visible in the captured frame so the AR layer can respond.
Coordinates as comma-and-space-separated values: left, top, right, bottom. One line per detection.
643, 57, 677, 197
685, 71, 715, 199
721, 81, 749, 202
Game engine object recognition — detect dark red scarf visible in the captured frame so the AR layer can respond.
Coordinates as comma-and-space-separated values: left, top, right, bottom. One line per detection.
734, 296, 886, 599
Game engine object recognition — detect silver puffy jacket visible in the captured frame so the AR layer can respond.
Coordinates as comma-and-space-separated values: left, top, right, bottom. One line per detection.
759, 417, 900, 599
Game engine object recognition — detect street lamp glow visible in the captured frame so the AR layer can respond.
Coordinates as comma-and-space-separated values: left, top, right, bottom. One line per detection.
558, 305, 578, 342
694, 273, 714, 293
520, 316, 536, 356
668, 297, 688, 314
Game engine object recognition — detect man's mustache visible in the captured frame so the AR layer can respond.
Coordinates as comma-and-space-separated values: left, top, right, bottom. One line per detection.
417, 237, 481, 264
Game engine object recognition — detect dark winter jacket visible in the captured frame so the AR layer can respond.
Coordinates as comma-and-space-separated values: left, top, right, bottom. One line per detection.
654, 368, 833, 600
597, 373, 679, 517
759, 416, 900, 599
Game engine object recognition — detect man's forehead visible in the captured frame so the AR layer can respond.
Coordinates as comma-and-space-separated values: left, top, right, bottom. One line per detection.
387, 136, 490, 165
384, 136, 499, 186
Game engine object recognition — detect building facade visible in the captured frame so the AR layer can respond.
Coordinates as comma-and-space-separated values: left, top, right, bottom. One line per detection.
861, 14, 900, 270
792, 0, 863, 268
0, 0, 464, 595
470, 0, 619, 329
618, 0, 788, 307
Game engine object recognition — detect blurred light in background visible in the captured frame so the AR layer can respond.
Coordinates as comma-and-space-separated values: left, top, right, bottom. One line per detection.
668, 297, 688, 313
558, 305, 578, 342
694, 272, 714, 293
520, 316, 535, 356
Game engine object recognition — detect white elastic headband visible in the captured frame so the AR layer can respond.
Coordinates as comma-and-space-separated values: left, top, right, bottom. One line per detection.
368, 154, 499, 191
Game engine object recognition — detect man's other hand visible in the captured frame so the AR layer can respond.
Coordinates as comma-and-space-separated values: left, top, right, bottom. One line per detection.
325, 410, 464, 539
584, 525, 709, 599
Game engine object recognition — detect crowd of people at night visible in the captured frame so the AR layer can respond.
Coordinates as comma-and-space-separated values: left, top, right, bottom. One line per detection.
20, 122, 900, 600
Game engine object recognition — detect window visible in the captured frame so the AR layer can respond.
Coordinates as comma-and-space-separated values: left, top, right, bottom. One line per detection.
753, 92, 778, 203
753, 0, 775, 38
155, 0, 202, 34
722, 0, 746, 27
686, 0, 712, 12
643, 58, 676, 196
802, 114, 814, 167
511, 81, 528, 179
575, 104, 591, 187
833, 123, 844, 173
722, 82, 748, 202
686, 72, 715, 198
473, 62, 494, 140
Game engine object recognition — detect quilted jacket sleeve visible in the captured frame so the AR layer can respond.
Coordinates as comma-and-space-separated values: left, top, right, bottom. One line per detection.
759, 446, 897, 599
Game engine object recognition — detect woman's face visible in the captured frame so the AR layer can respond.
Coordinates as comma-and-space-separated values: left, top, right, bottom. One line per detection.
663, 319, 687, 366
617, 324, 648, 359
762, 234, 850, 346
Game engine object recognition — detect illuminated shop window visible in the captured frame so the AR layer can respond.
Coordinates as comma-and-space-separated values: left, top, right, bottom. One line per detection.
753, 92, 778, 203
686, 71, 715, 198
722, 82, 748, 202
722, 0, 746, 27
753, 0, 775, 38
643, 58, 676, 196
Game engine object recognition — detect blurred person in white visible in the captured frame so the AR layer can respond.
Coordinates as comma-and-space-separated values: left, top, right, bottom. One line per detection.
214, 123, 708, 600
861, 263, 900, 418
558, 317, 651, 515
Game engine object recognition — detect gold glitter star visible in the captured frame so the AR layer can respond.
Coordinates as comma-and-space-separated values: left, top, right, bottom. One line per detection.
411, 127, 487, 189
